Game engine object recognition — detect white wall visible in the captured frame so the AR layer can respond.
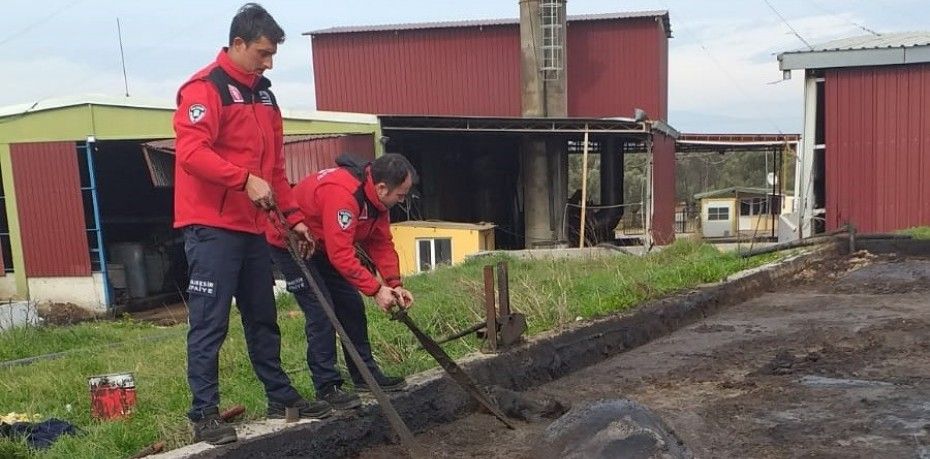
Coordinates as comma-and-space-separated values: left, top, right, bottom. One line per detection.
27, 273, 107, 313
0, 274, 16, 299
795, 75, 818, 238
0, 301, 39, 331
702, 200, 735, 238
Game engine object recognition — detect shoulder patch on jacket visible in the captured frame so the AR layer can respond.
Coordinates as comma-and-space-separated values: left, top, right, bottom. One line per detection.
188, 104, 207, 123
337, 209, 353, 230
227, 84, 245, 103
258, 90, 273, 106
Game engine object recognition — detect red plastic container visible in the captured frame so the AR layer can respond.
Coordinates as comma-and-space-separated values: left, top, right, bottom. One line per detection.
88, 373, 136, 420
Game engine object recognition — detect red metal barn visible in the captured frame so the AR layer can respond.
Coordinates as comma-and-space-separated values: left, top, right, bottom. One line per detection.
307, 9, 674, 248
308, 11, 670, 120
779, 33, 930, 235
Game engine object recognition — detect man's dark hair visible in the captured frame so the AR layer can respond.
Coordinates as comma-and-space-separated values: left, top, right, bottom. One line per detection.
371, 153, 418, 190
229, 3, 285, 46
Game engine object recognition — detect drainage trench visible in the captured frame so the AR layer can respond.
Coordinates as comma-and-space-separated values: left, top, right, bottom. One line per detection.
186, 244, 839, 459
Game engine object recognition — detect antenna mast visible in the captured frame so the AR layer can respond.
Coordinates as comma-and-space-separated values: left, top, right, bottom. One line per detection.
117, 17, 130, 97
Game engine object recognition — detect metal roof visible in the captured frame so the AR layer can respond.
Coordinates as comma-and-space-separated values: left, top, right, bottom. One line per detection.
283, 133, 357, 144
142, 134, 361, 153
306, 10, 671, 38
779, 31, 930, 70
677, 133, 800, 153
280, 109, 379, 124
694, 187, 783, 200
378, 114, 679, 138
678, 133, 799, 143
392, 220, 496, 231
0, 96, 380, 125
0, 94, 173, 119
805, 32, 930, 52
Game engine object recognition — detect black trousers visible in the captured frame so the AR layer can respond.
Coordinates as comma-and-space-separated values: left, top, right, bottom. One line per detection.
269, 246, 382, 392
183, 226, 299, 421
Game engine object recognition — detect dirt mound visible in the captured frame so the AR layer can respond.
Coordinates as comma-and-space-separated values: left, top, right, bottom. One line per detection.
756, 348, 822, 375
834, 258, 930, 294
126, 302, 188, 326
692, 324, 736, 334
36, 302, 97, 325
485, 386, 568, 422
534, 399, 692, 459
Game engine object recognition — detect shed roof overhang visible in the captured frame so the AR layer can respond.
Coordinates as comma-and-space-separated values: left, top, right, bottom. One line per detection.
676, 133, 800, 153
378, 115, 679, 138
778, 32, 930, 71
779, 46, 930, 70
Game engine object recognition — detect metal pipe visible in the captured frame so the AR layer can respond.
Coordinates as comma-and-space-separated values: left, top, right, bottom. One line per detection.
840, 233, 912, 241
579, 125, 590, 248
738, 226, 850, 258
771, 147, 777, 240
436, 322, 487, 345
739, 231, 913, 258
643, 137, 654, 248
739, 234, 832, 258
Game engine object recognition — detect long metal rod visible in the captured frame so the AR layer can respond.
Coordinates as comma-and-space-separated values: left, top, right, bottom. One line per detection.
578, 125, 590, 248
771, 147, 778, 240
391, 308, 515, 429
116, 17, 130, 97
270, 211, 424, 458
644, 137, 654, 247
84, 140, 111, 311
436, 321, 487, 345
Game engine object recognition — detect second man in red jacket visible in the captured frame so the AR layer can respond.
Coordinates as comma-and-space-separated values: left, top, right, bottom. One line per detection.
267, 153, 416, 409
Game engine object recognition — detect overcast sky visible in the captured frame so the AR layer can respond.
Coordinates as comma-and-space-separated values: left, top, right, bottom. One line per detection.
2, 0, 927, 133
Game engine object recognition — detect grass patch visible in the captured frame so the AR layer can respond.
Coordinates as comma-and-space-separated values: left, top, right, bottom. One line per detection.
898, 226, 930, 240
0, 319, 178, 362
0, 239, 779, 458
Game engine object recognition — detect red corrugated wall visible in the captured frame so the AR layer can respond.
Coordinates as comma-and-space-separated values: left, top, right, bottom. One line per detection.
311, 18, 667, 119
566, 17, 667, 119
312, 25, 521, 116
283, 134, 375, 184
10, 141, 91, 276
651, 132, 676, 244
824, 63, 930, 232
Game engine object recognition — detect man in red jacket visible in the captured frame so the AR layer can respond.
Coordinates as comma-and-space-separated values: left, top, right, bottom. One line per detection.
174, 3, 330, 445
267, 153, 415, 410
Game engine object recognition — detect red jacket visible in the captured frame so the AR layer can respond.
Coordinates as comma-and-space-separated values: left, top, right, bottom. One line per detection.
173, 49, 303, 233
267, 167, 402, 296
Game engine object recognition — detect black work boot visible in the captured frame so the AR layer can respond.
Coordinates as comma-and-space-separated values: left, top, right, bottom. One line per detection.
355, 374, 407, 393
267, 397, 333, 420
192, 408, 238, 445
318, 385, 362, 410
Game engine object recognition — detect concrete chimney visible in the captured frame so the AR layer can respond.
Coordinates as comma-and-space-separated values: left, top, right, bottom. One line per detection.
519, 0, 567, 117
519, 0, 568, 247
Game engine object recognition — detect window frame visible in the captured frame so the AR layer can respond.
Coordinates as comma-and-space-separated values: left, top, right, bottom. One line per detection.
415, 237, 453, 272
707, 206, 730, 221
